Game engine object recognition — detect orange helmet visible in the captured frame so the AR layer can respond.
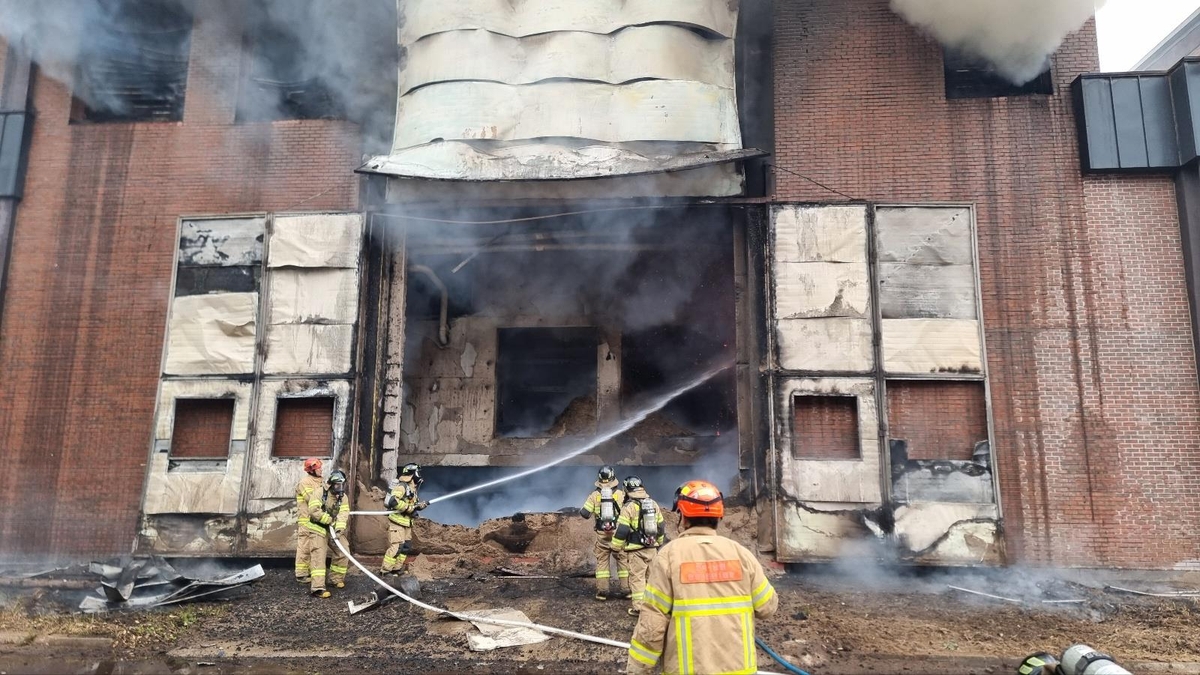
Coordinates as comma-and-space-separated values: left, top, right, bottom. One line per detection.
673, 480, 725, 519
303, 458, 323, 476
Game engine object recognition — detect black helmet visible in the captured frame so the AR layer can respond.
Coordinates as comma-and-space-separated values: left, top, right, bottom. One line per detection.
328, 470, 347, 484
623, 476, 643, 492
400, 462, 424, 488
598, 466, 615, 483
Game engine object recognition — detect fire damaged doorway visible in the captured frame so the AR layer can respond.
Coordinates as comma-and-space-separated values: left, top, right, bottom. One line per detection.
377, 206, 742, 525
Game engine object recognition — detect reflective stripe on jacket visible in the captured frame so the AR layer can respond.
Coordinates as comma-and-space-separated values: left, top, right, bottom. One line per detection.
612, 491, 665, 551
388, 480, 418, 527
324, 488, 350, 534
582, 485, 625, 532
626, 527, 779, 675
296, 474, 331, 535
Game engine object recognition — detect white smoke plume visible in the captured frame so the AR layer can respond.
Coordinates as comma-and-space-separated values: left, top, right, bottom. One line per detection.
890, 0, 1106, 84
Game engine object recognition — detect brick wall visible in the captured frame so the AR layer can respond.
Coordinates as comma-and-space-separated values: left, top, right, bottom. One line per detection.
774, 0, 1200, 568
792, 395, 860, 460
171, 399, 235, 459
273, 398, 335, 458
0, 0, 362, 555
887, 381, 987, 461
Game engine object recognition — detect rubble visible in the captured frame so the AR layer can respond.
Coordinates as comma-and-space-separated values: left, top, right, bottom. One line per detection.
77, 557, 263, 613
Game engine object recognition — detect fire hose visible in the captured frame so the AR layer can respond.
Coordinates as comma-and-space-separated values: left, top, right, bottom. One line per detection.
330, 533, 794, 675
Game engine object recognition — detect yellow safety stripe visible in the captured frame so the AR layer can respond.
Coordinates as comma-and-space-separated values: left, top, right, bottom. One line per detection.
674, 594, 752, 607
741, 613, 752, 671
616, 515, 632, 526
311, 569, 326, 577
617, 570, 629, 578
632, 592, 644, 601
297, 517, 310, 524
329, 565, 348, 574
752, 579, 776, 610
611, 537, 626, 549
295, 563, 309, 570
629, 639, 661, 666
644, 585, 673, 613
595, 570, 611, 579
388, 514, 412, 526
302, 522, 327, 534
338, 504, 350, 512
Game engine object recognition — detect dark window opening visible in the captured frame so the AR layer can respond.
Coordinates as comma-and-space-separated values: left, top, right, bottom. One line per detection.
174, 265, 260, 296
886, 380, 988, 460
171, 398, 234, 459
273, 397, 335, 458
621, 326, 736, 437
237, 10, 344, 122
496, 327, 598, 438
792, 395, 860, 460
405, 264, 474, 320
943, 49, 1053, 100
72, 0, 193, 123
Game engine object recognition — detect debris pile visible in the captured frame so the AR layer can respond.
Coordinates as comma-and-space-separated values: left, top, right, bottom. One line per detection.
78, 557, 264, 613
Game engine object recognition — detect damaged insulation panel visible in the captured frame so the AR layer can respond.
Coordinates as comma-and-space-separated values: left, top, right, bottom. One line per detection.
769, 205, 999, 565
367, 0, 745, 195
141, 213, 364, 556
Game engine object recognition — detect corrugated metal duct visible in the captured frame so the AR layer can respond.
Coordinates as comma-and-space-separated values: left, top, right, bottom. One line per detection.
364, 0, 747, 195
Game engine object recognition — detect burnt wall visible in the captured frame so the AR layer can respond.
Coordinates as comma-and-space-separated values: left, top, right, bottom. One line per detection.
0, 2, 363, 556
774, 0, 1200, 568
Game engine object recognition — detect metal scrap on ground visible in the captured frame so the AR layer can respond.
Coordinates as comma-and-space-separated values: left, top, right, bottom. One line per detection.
461, 608, 551, 652
78, 557, 264, 613
1105, 585, 1200, 598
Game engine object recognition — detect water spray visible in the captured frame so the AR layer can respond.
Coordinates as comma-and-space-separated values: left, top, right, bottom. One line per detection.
351, 362, 731, 516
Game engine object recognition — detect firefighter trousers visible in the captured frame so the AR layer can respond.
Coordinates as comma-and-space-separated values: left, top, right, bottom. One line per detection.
594, 533, 629, 594
296, 528, 329, 592
328, 533, 349, 586
381, 523, 412, 573
624, 547, 657, 607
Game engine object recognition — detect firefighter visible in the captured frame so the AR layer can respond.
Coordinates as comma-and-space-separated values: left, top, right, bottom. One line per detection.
323, 469, 351, 589
380, 462, 428, 576
611, 475, 666, 616
579, 466, 627, 600
294, 458, 335, 598
626, 479, 778, 675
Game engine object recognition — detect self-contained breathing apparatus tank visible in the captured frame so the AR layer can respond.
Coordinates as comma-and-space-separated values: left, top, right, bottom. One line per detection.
639, 498, 658, 540
599, 487, 617, 531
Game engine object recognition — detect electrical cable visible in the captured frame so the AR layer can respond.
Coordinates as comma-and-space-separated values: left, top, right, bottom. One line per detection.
766, 164, 857, 201
755, 636, 813, 675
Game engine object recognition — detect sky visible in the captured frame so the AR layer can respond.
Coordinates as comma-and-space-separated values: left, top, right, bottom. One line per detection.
1097, 0, 1200, 70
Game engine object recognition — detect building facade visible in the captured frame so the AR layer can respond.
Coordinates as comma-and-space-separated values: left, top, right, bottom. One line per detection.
1, 0, 1197, 570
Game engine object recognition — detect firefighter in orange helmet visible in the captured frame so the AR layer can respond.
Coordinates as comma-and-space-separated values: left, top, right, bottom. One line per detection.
626, 480, 778, 675
295, 458, 335, 598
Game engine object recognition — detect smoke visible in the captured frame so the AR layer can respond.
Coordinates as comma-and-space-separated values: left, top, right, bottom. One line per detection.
890, 0, 1105, 84
0, 0, 396, 150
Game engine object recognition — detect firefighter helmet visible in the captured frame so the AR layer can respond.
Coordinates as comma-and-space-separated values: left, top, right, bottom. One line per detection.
328, 470, 347, 484
622, 475, 644, 492
303, 458, 323, 476
673, 480, 725, 519
598, 466, 616, 483
399, 462, 424, 488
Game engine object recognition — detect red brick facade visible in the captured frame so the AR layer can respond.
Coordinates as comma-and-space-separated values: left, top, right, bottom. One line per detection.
0, 1, 361, 555
272, 398, 336, 459
886, 381, 988, 461
1, 0, 1198, 569
774, 0, 1200, 568
170, 399, 235, 459
792, 395, 861, 460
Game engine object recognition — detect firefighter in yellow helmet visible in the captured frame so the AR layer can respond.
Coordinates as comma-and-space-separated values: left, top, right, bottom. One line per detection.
611, 475, 666, 616
295, 458, 335, 598
323, 470, 352, 588
380, 463, 428, 576
579, 465, 627, 600
626, 480, 778, 675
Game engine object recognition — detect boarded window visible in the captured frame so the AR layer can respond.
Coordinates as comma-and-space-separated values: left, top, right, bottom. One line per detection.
944, 49, 1053, 100
887, 381, 987, 460
72, 0, 193, 123
496, 327, 598, 438
171, 399, 234, 459
792, 395, 860, 460
237, 7, 344, 122
273, 397, 334, 457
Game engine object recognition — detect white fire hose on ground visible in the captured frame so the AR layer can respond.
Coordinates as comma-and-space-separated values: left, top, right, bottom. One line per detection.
330, 534, 787, 675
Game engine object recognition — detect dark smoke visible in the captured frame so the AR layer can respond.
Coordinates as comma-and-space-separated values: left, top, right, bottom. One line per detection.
0, 0, 397, 150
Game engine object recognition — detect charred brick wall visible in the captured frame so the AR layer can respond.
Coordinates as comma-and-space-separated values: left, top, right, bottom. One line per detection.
774, 0, 1200, 568
792, 395, 861, 460
0, 1, 361, 556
